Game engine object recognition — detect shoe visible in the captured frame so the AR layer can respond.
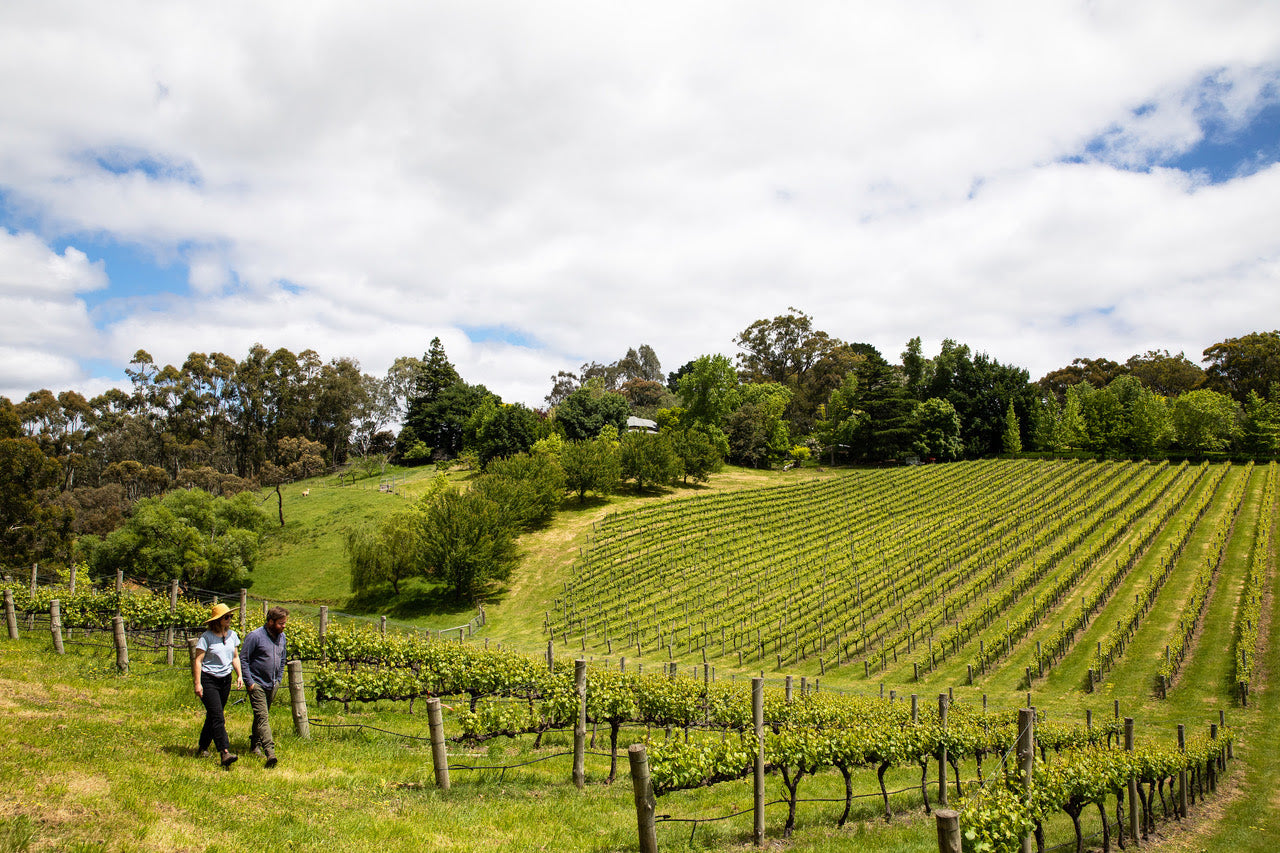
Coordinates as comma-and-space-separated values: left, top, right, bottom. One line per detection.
197, 749, 210, 758
220, 751, 238, 768
250, 746, 263, 757
264, 752, 277, 769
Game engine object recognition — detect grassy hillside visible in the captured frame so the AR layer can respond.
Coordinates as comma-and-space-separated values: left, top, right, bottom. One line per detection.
250, 463, 827, 637
2, 459, 1277, 852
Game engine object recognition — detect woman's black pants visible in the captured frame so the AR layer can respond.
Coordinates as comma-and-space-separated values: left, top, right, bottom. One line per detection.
198, 672, 233, 753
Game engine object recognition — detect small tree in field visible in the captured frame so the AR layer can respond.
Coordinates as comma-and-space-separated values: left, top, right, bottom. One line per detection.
561, 437, 621, 500
671, 427, 724, 484
618, 430, 681, 491
418, 491, 519, 602
77, 489, 270, 590
261, 436, 325, 526
470, 451, 565, 530
1002, 401, 1022, 454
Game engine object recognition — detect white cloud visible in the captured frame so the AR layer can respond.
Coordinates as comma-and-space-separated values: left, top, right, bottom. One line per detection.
0, 229, 107, 397
0, 1, 1278, 406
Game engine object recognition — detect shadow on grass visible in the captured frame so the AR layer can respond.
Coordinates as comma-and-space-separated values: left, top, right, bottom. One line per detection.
671, 480, 716, 491
559, 495, 612, 514
344, 577, 472, 620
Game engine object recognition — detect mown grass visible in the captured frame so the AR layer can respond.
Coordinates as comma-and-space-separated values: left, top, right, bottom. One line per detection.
0, 635, 963, 853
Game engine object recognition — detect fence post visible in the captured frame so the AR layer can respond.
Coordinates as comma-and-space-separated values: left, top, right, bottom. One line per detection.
28, 564, 38, 629
319, 606, 328, 662
938, 694, 949, 806
1125, 717, 1138, 847
427, 696, 450, 790
574, 659, 587, 789
167, 578, 179, 666
547, 639, 554, 672
68, 562, 77, 596
186, 636, 200, 665
50, 599, 64, 654
287, 660, 310, 739
112, 615, 128, 674
239, 589, 247, 632
1017, 708, 1035, 853
753, 676, 765, 847
380, 615, 387, 636
163, 623, 175, 667
935, 809, 961, 853
1209, 723, 1218, 792
4, 589, 17, 640
628, 744, 659, 853
1177, 724, 1188, 819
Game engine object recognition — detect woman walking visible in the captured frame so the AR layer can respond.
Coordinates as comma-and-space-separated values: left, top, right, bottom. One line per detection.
192, 602, 244, 768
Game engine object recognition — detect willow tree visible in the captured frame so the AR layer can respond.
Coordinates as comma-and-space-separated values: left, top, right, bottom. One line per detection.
347, 505, 424, 595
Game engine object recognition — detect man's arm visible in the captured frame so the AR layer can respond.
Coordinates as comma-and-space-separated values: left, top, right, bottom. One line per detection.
276, 634, 288, 685
240, 631, 263, 690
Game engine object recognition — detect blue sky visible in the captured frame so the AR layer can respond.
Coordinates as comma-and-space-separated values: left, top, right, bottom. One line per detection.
1075, 68, 1280, 182
1, 2, 1279, 407
1171, 102, 1280, 181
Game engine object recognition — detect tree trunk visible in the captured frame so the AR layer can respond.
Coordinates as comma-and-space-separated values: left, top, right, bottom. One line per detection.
837, 765, 853, 827
878, 761, 892, 821
1067, 806, 1083, 853
607, 721, 620, 784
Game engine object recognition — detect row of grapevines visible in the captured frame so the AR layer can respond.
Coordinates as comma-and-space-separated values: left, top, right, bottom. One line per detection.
1235, 462, 1276, 695
856, 463, 1142, 675
1155, 463, 1254, 688
1090, 462, 1230, 680
960, 731, 1230, 853
1, 581, 210, 630
953, 461, 1187, 677
1031, 461, 1208, 682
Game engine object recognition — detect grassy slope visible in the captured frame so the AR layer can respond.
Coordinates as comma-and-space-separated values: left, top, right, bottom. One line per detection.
2, 460, 1277, 852
249, 462, 829, 646
250, 466, 478, 631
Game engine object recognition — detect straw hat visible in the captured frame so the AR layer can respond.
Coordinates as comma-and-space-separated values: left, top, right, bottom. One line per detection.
204, 602, 238, 624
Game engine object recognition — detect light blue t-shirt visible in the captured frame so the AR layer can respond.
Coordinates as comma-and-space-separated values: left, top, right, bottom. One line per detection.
197, 629, 241, 678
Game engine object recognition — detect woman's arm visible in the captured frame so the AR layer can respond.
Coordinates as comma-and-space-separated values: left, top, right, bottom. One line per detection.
232, 646, 244, 689
192, 649, 205, 698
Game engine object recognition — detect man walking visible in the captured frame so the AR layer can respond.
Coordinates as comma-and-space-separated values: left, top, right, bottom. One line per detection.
241, 606, 288, 768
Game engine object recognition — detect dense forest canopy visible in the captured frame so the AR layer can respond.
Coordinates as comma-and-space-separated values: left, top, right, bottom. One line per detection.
3, 318, 1279, 581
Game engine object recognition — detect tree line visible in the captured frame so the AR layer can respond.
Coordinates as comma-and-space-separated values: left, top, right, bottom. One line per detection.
3, 315, 1279, 584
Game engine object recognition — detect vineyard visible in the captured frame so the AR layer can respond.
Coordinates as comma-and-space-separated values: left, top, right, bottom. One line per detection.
550, 460, 1271, 698
0, 458, 1277, 852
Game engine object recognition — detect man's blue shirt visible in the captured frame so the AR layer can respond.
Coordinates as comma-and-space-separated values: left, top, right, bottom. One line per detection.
241, 625, 287, 689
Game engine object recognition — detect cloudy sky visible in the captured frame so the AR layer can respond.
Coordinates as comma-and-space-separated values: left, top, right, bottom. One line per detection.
2, 1, 1279, 408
